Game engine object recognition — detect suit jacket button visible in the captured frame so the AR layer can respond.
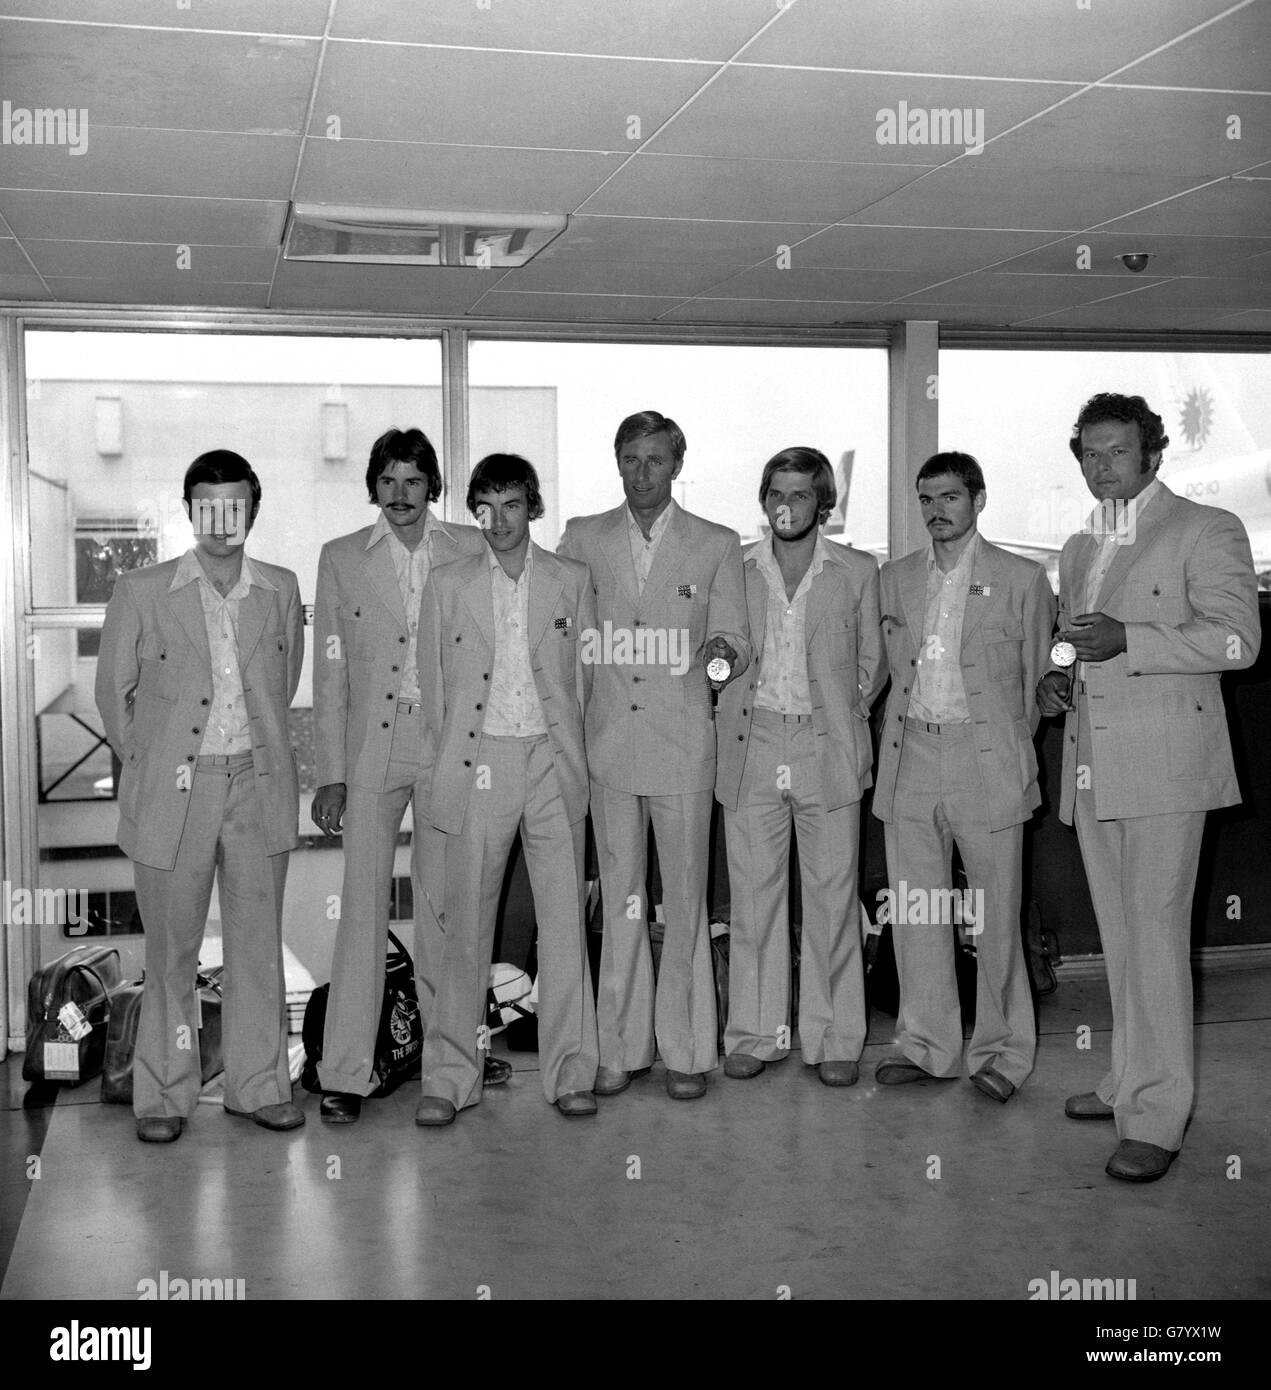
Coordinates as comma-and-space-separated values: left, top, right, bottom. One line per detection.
381, 721, 390, 729
387, 693, 394, 700
186, 755, 195, 762
391, 665, 399, 673
737, 734, 744, 741
475, 703, 483, 710
742, 709, 748, 716
463, 759, 472, 768
910, 659, 916, 667
469, 731, 476, 738
483, 674, 489, 681
631, 704, 639, 711
192, 728, 200, 735
200, 698, 209, 706
399, 636, 407, 644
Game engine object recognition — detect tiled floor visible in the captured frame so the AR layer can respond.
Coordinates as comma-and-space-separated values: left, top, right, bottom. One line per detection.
3, 965, 1269, 1301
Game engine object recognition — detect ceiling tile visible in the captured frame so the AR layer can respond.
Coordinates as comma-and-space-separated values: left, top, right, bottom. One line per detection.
741, 0, 1236, 81
1095, 276, 1271, 310
0, 272, 52, 299
658, 297, 900, 326
0, 189, 287, 245
647, 67, 1072, 163
295, 138, 623, 212
976, 87, 1271, 177
844, 167, 1207, 230
499, 257, 750, 298
312, 42, 708, 149
474, 291, 688, 321
788, 225, 1062, 275
0, 129, 300, 199
270, 260, 493, 314
0, 19, 319, 133
0, 2, 331, 35
1016, 304, 1243, 330
1117, 6, 1271, 89
583, 154, 922, 222
707, 265, 949, 302
24, 240, 278, 282
330, 0, 778, 59
992, 231, 1271, 277
534, 215, 828, 263
1101, 176, 1271, 236
0, 238, 34, 273
898, 270, 1158, 308
41, 278, 270, 307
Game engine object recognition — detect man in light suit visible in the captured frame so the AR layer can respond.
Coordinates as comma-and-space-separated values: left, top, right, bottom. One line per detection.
96, 450, 304, 1142
1037, 393, 1260, 1182
715, 447, 884, 1085
873, 452, 1055, 1102
558, 410, 751, 1100
414, 454, 600, 1124
312, 427, 508, 1123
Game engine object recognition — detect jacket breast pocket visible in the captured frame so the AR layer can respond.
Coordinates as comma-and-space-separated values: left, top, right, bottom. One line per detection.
984, 624, 1025, 683
264, 635, 288, 688
822, 617, 858, 670
136, 647, 178, 703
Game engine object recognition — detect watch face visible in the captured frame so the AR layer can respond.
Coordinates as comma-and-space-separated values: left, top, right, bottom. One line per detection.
1050, 640, 1077, 668
706, 657, 731, 683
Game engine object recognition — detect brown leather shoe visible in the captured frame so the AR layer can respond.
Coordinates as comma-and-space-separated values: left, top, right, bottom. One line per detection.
554, 1090, 598, 1118
1105, 1139, 1177, 1183
320, 1092, 362, 1123
970, 1066, 1015, 1103
1065, 1091, 1115, 1120
483, 1056, 512, 1086
817, 1060, 860, 1088
666, 1070, 707, 1100
225, 1101, 305, 1131
414, 1096, 457, 1127
876, 1058, 936, 1085
136, 1116, 183, 1143
724, 1053, 765, 1079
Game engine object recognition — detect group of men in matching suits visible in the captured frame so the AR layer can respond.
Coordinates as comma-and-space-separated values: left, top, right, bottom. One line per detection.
95, 392, 1260, 1184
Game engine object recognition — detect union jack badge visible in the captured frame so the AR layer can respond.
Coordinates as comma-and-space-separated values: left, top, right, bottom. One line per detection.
677, 583, 698, 598
968, 584, 991, 596
554, 616, 572, 632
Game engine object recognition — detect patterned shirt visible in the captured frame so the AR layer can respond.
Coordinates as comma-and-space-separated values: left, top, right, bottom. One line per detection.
484, 545, 547, 737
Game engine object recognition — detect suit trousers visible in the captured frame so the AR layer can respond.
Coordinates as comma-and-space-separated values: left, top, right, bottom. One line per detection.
420, 733, 598, 1108
1073, 694, 1204, 1151
882, 722, 1036, 1085
589, 782, 718, 1076
724, 709, 866, 1064
318, 705, 445, 1096
132, 754, 291, 1118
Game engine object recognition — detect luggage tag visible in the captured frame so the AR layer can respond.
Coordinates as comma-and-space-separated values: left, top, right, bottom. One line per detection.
44, 1041, 80, 1077
58, 1001, 92, 1041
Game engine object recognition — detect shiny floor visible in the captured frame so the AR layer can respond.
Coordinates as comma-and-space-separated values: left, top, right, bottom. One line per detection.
3, 964, 1269, 1301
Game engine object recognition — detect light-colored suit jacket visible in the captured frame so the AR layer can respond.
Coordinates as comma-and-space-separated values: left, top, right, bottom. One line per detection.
1052, 484, 1260, 824
557, 502, 750, 795
95, 555, 304, 870
716, 538, 885, 812
873, 538, 1056, 833
421, 542, 596, 833
313, 517, 485, 791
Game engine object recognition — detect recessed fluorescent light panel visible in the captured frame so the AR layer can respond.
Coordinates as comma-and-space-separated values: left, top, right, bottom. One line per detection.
283, 204, 568, 268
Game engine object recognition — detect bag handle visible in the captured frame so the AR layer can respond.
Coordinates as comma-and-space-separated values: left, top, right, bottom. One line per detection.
52, 962, 115, 1029
385, 929, 414, 966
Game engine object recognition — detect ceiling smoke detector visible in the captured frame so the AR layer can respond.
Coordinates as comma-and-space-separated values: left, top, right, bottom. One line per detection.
1117, 252, 1154, 273
283, 204, 568, 268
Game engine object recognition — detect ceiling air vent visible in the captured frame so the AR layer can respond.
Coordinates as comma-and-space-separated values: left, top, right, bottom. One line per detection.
283, 204, 567, 268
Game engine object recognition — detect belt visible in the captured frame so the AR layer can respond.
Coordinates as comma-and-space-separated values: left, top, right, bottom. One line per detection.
397, 699, 422, 714
196, 752, 253, 768
904, 715, 969, 735
752, 707, 812, 724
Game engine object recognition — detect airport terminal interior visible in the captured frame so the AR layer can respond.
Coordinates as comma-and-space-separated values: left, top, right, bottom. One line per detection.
2, 1, 1271, 1306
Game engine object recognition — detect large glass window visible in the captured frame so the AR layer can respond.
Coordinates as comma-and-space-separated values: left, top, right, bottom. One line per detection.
939, 349, 1271, 591
469, 341, 889, 557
